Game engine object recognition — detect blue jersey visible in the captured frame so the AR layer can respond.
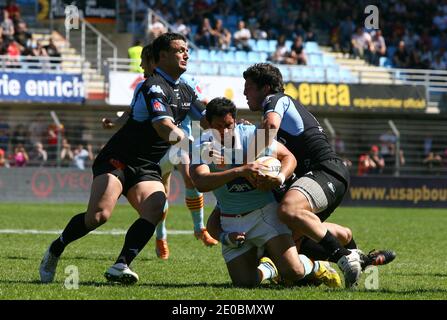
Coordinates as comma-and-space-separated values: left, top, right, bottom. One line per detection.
179, 74, 205, 139
197, 124, 277, 215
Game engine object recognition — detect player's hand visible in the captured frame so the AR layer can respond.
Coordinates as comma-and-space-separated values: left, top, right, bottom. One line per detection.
220, 232, 245, 248
256, 173, 283, 191
237, 118, 252, 125
102, 118, 115, 129
240, 162, 268, 186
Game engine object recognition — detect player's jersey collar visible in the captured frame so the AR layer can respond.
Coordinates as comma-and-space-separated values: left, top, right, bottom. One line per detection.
155, 67, 180, 85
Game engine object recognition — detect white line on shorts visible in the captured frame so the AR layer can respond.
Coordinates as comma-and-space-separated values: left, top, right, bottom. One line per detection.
0, 229, 193, 235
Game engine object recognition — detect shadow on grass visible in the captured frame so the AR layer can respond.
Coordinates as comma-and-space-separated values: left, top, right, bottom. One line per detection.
393, 272, 447, 278
355, 288, 447, 295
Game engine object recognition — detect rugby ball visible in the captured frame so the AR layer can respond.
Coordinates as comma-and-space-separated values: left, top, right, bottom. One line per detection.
255, 156, 281, 177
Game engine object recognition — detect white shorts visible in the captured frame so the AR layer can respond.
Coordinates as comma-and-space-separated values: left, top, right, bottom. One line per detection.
221, 202, 291, 263
159, 146, 190, 177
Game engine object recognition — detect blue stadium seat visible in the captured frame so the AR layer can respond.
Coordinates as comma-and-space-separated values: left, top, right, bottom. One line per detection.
380, 57, 392, 68
277, 65, 291, 81
290, 66, 304, 81
326, 67, 340, 83
248, 39, 257, 51
235, 50, 248, 63
222, 51, 235, 62
197, 49, 210, 61
187, 62, 200, 74
313, 68, 325, 82
268, 40, 277, 53
221, 63, 242, 77
199, 63, 219, 75
285, 40, 293, 51
209, 50, 223, 62
256, 39, 269, 52
248, 51, 261, 63
188, 49, 198, 61
339, 68, 356, 83
304, 41, 320, 54
322, 55, 336, 67
259, 52, 269, 62
308, 54, 323, 66
301, 67, 318, 82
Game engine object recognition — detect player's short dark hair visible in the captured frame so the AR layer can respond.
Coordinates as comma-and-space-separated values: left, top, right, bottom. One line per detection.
152, 32, 187, 63
206, 97, 237, 123
243, 63, 284, 94
141, 43, 154, 62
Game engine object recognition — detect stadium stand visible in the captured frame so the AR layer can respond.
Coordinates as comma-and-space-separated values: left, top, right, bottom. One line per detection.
1, 0, 447, 178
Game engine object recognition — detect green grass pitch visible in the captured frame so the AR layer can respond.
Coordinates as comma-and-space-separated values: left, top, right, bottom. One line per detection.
0, 203, 446, 300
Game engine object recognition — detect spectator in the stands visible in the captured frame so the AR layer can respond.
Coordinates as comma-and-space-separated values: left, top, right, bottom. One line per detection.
29, 142, 47, 167
233, 20, 252, 51
45, 38, 62, 69
420, 44, 433, 68
357, 153, 375, 176
9, 144, 28, 167
194, 17, 215, 49
270, 34, 291, 64
289, 35, 307, 65
147, 16, 166, 42
338, 16, 355, 56
351, 26, 372, 61
6, 39, 21, 68
370, 29, 386, 66
11, 124, 29, 149
13, 20, 31, 49
212, 18, 231, 50
60, 138, 73, 167
5, 0, 20, 23
46, 123, 63, 165
393, 40, 410, 68
72, 144, 93, 170
172, 17, 190, 37
423, 151, 443, 174
409, 50, 427, 69
368, 145, 385, 174
431, 53, 447, 70
1, 10, 15, 41
0, 116, 10, 153
0, 148, 8, 167
128, 40, 143, 73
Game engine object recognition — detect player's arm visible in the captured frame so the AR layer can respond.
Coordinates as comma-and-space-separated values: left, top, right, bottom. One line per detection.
190, 162, 263, 192
262, 106, 281, 147
152, 118, 186, 145
102, 108, 131, 129
207, 207, 245, 248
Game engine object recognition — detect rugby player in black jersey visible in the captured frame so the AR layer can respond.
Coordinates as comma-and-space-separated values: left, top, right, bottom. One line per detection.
39, 33, 203, 284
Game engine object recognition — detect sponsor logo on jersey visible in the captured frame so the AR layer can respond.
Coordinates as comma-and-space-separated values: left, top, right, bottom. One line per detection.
226, 177, 255, 193
327, 182, 336, 193
152, 99, 166, 112
149, 85, 166, 96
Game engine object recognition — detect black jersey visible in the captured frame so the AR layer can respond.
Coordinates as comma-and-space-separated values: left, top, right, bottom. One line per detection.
263, 93, 348, 183
95, 69, 202, 168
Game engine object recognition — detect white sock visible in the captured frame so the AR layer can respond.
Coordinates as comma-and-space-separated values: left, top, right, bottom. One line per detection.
298, 254, 315, 277
257, 260, 278, 282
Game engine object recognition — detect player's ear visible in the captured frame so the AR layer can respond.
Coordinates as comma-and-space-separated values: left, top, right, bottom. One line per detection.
263, 84, 271, 95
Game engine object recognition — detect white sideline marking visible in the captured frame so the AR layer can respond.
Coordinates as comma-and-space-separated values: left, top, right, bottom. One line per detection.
0, 229, 193, 235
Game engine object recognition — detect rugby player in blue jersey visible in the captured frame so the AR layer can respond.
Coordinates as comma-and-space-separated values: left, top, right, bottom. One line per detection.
190, 97, 342, 288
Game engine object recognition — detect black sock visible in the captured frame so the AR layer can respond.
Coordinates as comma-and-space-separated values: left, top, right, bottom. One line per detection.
50, 212, 90, 257
300, 237, 332, 261
318, 230, 351, 262
116, 218, 155, 265
344, 237, 357, 249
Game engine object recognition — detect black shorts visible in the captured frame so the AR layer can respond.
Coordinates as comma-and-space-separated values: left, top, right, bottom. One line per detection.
273, 159, 349, 222
92, 157, 162, 196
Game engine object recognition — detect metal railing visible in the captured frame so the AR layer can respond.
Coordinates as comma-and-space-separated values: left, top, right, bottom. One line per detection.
0, 55, 86, 74
65, 16, 117, 75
